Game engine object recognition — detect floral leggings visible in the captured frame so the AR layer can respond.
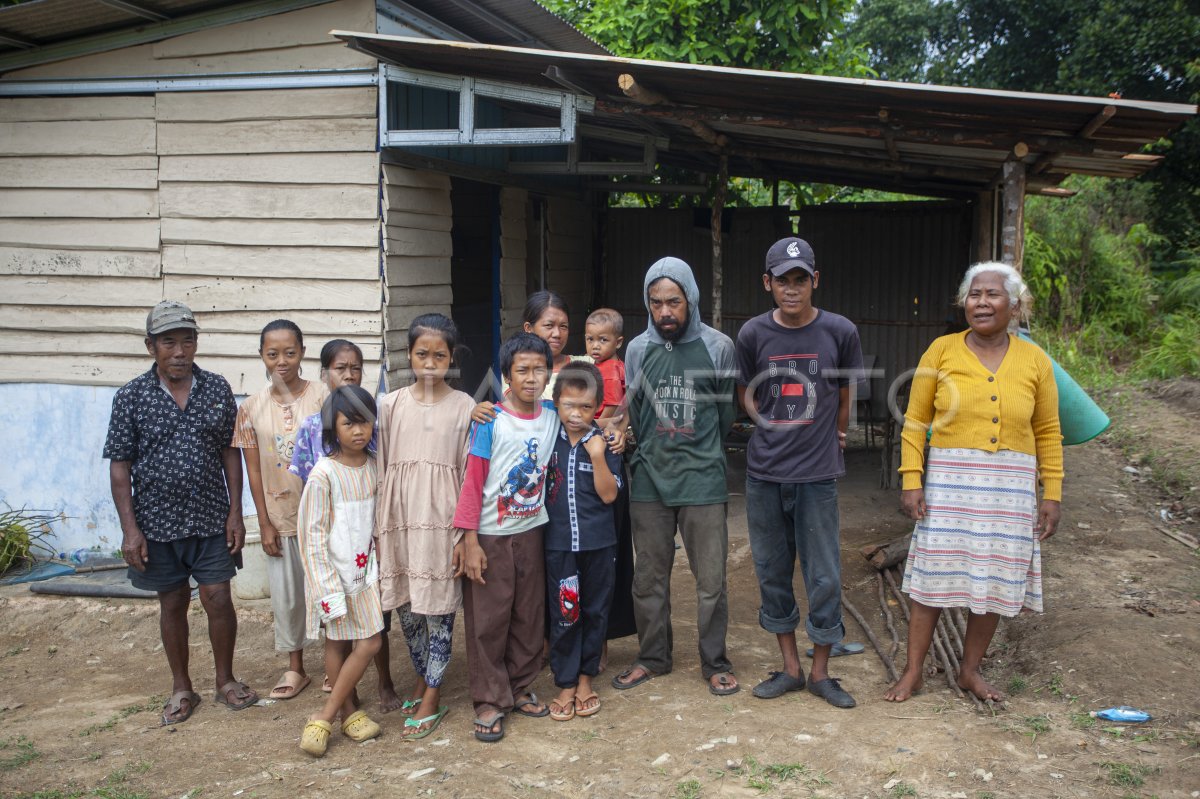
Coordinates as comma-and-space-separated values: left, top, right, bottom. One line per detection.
397, 603, 455, 688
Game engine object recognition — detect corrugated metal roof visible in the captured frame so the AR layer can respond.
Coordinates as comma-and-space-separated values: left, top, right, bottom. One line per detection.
0, 0, 605, 71
336, 31, 1197, 197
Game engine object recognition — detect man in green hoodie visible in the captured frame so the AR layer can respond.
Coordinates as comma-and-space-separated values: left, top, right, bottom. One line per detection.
611, 257, 739, 696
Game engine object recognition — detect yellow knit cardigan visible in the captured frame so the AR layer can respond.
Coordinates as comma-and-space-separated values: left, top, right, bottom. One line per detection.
899, 331, 1064, 501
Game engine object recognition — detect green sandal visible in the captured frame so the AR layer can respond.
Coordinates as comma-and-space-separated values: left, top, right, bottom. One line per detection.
400, 698, 422, 716
403, 706, 448, 740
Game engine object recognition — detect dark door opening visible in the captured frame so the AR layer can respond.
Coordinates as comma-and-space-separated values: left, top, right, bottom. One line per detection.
450, 177, 500, 399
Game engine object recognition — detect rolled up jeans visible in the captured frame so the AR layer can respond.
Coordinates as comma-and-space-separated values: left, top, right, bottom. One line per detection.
744, 477, 845, 646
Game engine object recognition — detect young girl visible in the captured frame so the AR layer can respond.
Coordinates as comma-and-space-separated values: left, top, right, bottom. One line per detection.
289, 339, 399, 713
298, 385, 384, 757
232, 320, 328, 700
376, 314, 476, 739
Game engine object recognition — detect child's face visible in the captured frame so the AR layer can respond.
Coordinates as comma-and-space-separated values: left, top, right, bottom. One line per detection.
584, 322, 623, 363
557, 384, 599, 435
334, 411, 373, 454
261, 330, 304, 385
410, 332, 452, 385
324, 348, 363, 389
505, 352, 549, 405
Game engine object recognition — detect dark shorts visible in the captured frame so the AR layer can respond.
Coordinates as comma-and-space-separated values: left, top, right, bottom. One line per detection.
130, 534, 236, 593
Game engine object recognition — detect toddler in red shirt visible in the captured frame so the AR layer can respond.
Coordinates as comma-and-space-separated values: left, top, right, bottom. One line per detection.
585, 308, 625, 420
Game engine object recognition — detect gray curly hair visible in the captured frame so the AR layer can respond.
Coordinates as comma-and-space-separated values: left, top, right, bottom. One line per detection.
955, 261, 1032, 331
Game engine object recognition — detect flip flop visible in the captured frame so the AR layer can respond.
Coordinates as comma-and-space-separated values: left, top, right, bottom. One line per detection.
321, 675, 332, 693
473, 712, 506, 743
403, 706, 448, 740
160, 690, 200, 726
512, 692, 550, 718
400, 698, 422, 716
574, 692, 601, 718
269, 670, 311, 700
806, 642, 865, 658
611, 665, 656, 691
215, 680, 258, 711
549, 698, 576, 722
709, 672, 740, 696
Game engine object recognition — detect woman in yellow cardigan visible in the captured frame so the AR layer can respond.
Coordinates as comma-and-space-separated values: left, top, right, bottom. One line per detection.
884, 262, 1063, 703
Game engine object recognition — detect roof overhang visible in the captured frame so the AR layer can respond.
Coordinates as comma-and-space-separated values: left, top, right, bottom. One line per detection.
336, 31, 1198, 198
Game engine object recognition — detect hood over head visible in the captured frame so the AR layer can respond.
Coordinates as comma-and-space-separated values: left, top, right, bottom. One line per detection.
642, 256, 703, 345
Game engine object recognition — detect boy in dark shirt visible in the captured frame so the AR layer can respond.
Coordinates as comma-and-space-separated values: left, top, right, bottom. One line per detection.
544, 362, 622, 720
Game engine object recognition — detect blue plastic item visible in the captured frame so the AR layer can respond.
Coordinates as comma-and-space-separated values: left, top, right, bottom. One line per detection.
1091, 706, 1151, 723
1018, 332, 1111, 445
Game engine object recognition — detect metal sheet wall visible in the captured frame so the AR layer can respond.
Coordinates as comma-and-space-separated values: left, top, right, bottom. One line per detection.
602, 201, 972, 419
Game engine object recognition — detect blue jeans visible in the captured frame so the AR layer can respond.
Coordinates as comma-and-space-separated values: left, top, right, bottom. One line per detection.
745, 477, 845, 646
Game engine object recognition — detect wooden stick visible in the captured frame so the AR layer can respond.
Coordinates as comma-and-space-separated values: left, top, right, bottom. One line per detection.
876, 572, 900, 661
883, 568, 911, 623
928, 628, 964, 698
842, 590, 899, 682
942, 607, 965, 658
950, 607, 967, 638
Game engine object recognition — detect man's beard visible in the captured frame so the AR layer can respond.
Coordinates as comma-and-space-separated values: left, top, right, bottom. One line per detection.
653, 315, 688, 342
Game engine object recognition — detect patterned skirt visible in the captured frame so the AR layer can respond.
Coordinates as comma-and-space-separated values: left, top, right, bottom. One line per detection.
902, 447, 1043, 617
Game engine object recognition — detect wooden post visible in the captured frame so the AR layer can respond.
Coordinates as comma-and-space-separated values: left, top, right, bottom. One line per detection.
1000, 159, 1026, 271
972, 189, 996, 263
711, 153, 729, 330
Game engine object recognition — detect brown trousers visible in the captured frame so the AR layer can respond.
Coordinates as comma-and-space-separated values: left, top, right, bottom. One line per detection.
462, 526, 546, 718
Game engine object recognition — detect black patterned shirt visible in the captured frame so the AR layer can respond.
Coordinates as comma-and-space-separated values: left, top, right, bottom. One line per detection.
103, 364, 238, 542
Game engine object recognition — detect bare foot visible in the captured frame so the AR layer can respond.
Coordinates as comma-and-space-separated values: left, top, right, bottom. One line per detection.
378, 684, 402, 714
957, 668, 1004, 702
884, 668, 924, 702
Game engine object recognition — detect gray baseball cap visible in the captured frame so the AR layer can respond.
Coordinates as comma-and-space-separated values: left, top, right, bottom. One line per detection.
146, 300, 199, 336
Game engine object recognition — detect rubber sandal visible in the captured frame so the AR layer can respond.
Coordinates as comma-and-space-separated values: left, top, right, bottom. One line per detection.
611, 665, 656, 691
512, 692, 549, 718
574, 692, 601, 718
215, 680, 258, 710
403, 706, 448, 740
549, 699, 575, 722
806, 642, 865, 658
400, 698, 422, 716
161, 690, 200, 726
321, 675, 332, 693
300, 719, 332, 757
709, 672, 740, 696
269, 670, 311, 700
473, 712, 505, 743
341, 709, 382, 742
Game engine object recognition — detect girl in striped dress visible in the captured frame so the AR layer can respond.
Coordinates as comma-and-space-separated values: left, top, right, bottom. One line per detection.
885, 263, 1063, 704
297, 385, 384, 757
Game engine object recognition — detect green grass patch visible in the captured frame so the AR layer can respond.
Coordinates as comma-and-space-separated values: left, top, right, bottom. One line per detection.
673, 780, 702, 799
888, 782, 918, 798
1070, 712, 1096, 730
0, 735, 39, 770
1006, 676, 1028, 695
729, 756, 827, 793
1100, 761, 1156, 787
79, 697, 163, 737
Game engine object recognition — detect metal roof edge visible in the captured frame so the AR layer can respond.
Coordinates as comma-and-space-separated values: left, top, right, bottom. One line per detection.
333, 31, 1198, 118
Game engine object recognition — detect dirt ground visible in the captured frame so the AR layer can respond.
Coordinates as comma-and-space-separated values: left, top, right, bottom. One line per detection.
1, 384, 1197, 799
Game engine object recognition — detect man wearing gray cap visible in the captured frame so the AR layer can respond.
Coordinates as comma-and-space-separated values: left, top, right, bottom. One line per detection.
103, 300, 259, 725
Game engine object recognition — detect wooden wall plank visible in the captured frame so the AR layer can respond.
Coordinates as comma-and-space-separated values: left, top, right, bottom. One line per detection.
160, 183, 377, 220
383, 284, 453, 306
0, 330, 383, 360
385, 255, 450, 287
385, 304, 452, 332
380, 210, 452, 232
0, 219, 160, 251
163, 275, 381, 312
0, 96, 155, 122
161, 218, 378, 247
383, 185, 453, 215
0, 156, 159, 189
163, 244, 377, 280
151, 0, 375, 59
0, 189, 158, 219
0, 247, 160, 278
0, 306, 382, 336
383, 228, 452, 257
155, 87, 375, 122
0, 119, 156, 156
158, 153, 378, 185
382, 164, 451, 191
157, 118, 376, 155
0, 274, 162, 306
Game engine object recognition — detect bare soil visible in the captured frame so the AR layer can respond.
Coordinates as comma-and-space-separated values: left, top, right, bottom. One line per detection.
1, 383, 1197, 799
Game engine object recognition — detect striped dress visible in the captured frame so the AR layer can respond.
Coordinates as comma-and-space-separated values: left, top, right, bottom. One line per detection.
297, 457, 383, 641
902, 447, 1042, 615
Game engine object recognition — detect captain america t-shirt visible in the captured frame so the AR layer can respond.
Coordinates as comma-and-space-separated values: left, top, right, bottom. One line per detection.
735, 309, 863, 483
452, 400, 561, 536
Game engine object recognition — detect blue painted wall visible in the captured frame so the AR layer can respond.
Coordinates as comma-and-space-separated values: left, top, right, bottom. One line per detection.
0, 383, 255, 556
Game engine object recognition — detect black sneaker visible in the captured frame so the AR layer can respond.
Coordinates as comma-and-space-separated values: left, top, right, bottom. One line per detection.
751, 671, 806, 699
808, 677, 856, 708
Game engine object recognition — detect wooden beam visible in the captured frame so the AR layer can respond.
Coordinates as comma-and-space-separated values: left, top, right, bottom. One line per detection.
1033, 106, 1116, 175
711, 154, 728, 330
616, 74, 729, 148
1000, 160, 1027, 271
972, 189, 997, 263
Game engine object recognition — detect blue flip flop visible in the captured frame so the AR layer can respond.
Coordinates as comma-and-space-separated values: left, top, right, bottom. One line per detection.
806, 642, 865, 658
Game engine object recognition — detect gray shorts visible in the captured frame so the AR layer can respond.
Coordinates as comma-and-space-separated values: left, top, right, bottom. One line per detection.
130, 534, 236, 593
